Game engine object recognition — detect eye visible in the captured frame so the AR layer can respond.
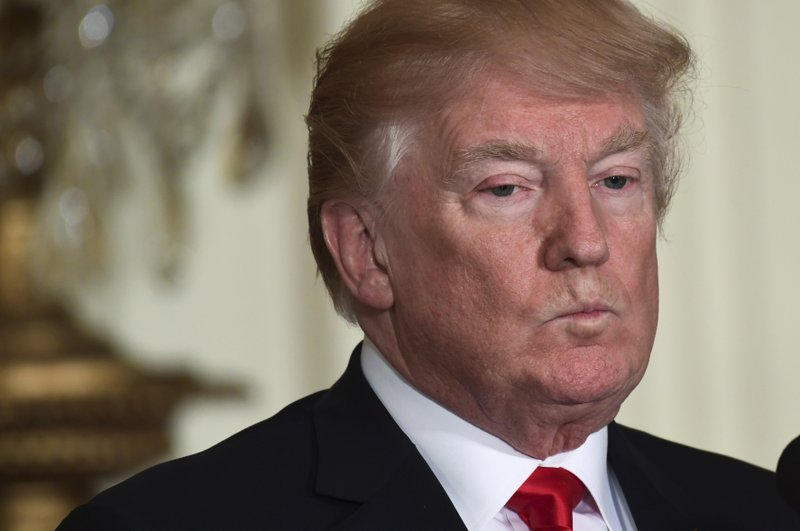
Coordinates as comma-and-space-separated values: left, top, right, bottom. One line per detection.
602, 175, 628, 190
488, 184, 517, 197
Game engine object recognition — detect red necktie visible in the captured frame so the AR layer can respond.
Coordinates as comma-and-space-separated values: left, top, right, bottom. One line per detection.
506, 467, 586, 531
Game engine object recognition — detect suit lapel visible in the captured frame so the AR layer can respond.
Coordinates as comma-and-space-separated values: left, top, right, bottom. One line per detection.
607, 422, 696, 530
328, 456, 467, 531
312, 346, 467, 530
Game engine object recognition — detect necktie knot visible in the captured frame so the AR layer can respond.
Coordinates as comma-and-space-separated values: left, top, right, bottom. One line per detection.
506, 467, 586, 531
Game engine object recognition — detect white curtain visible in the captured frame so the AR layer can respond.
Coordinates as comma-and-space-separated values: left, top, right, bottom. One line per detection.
84, 0, 799, 472
618, 0, 800, 470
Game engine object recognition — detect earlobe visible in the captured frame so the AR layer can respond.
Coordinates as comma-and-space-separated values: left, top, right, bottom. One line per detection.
320, 200, 394, 311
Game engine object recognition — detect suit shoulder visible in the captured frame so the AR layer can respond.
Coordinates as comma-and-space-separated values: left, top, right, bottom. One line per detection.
613, 423, 773, 477
59, 390, 327, 530
610, 423, 800, 529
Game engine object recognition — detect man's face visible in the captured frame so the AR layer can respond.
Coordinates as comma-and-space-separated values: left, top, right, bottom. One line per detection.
374, 76, 659, 450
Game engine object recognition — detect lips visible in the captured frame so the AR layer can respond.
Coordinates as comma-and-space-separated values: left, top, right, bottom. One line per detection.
546, 301, 615, 323
542, 302, 616, 341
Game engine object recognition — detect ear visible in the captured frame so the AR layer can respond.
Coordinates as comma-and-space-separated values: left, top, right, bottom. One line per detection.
320, 200, 394, 311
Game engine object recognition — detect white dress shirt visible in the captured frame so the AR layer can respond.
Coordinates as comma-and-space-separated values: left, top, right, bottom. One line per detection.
360, 338, 637, 531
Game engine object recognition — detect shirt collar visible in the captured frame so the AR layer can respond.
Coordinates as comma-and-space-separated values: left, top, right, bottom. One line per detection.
360, 337, 621, 530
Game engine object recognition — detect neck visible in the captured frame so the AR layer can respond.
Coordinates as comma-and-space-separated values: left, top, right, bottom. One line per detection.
359, 318, 619, 459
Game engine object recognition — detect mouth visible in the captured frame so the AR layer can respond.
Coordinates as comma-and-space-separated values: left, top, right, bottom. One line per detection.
545, 302, 615, 340
547, 302, 614, 323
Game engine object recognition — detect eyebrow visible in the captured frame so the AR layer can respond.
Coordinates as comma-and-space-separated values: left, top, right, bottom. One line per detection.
443, 125, 653, 185
445, 142, 545, 185
597, 125, 652, 159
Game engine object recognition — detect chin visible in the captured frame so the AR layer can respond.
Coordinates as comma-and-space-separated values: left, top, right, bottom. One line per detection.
544, 352, 644, 406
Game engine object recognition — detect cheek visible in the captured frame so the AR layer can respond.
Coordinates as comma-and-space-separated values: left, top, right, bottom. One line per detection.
612, 211, 657, 279
391, 225, 531, 342
446, 229, 538, 302
636, 229, 659, 300
643, 247, 660, 332
620, 225, 659, 344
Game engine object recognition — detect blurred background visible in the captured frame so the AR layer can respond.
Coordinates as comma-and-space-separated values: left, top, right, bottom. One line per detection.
0, 0, 798, 529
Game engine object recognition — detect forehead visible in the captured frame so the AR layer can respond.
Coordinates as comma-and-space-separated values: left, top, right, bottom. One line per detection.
432, 75, 648, 163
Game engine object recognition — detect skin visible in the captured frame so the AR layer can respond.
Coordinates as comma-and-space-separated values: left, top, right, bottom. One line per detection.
321, 75, 660, 458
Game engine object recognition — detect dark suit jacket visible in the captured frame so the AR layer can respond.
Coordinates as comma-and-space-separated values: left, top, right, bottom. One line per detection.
58, 347, 800, 530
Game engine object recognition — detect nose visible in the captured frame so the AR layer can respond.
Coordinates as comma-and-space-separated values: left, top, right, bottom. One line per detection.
541, 180, 610, 271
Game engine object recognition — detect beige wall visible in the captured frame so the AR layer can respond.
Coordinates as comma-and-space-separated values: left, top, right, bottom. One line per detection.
77, 0, 800, 472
